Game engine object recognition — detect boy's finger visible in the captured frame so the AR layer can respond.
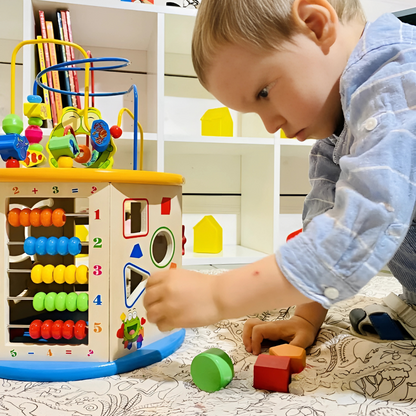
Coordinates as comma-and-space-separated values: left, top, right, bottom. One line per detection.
145, 272, 165, 288
251, 323, 290, 355
144, 300, 166, 324
242, 318, 263, 351
143, 282, 166, 309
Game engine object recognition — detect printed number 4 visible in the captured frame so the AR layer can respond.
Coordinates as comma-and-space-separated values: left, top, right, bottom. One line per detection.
93, 295, 102, 306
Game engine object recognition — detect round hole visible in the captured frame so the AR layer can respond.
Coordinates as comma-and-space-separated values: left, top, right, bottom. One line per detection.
150, 227, 175, 268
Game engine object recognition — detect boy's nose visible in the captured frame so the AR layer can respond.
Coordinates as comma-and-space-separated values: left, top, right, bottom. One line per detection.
258, 112, 283, 135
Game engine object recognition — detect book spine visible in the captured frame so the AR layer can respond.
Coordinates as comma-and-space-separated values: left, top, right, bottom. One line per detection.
36, 36, 51, 124
65, 10, 81, 109
39, 11, 57, 126
56, 11, 72, 108
60, 10, 77, 108
46, 20, 63, 124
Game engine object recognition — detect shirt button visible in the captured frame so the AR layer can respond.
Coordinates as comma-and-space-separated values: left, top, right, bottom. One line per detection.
365, 117, 378, 131
324, 287, 339, 300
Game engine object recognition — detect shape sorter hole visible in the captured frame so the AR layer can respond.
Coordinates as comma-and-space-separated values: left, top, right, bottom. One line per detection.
123, 199, 148, 238
150, 228, 175, 268
127, 268, 146, 297
124, 263, 150, 308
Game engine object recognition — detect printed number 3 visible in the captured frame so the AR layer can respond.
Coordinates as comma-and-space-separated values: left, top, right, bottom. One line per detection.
93, 265, 102, 276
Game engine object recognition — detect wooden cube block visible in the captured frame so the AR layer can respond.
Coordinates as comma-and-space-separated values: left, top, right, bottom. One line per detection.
269, 344, 306, 373
253, 354, 291, 392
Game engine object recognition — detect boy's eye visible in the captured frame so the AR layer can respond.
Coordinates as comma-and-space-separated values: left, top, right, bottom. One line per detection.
259, 88, 268, 98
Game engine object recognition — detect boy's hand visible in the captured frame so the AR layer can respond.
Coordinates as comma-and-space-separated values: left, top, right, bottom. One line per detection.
143, 269, 221, 331
242, 315, 321, 355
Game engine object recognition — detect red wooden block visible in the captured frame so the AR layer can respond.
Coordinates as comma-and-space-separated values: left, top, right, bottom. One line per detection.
161, 197, 171, 215
253, 354, 291, 392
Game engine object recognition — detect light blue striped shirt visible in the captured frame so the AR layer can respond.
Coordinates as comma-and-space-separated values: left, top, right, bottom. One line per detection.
277, 14, 416, 309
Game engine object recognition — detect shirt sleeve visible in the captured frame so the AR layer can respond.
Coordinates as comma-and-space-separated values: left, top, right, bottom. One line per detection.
302, 138, 341, 230
276, 53, 416, 309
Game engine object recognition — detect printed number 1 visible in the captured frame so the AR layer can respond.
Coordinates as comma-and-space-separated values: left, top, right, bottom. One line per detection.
95, 209, 100, 220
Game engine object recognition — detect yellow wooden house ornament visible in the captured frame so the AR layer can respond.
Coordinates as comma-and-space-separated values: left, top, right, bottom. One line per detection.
201, 107, 233, 137
193, 215, 223, 254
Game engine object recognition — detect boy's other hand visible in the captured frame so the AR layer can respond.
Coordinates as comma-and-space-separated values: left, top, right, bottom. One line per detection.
143, 269, 221, 332
242, 315, 320, 355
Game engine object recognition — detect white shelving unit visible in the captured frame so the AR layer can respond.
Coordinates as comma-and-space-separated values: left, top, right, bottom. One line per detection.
2, 0, 415, 267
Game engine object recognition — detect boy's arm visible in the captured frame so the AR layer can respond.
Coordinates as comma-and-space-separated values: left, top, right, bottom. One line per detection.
144, 255, 314, 331
294, 301, 328, 332
214, 255, 313, 320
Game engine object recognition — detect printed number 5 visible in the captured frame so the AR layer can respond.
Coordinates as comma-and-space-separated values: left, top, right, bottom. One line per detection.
94, 323, 102, 333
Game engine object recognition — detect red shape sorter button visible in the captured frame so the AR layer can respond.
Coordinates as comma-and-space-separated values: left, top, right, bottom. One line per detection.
253, 354, 291, 393
161, 197, 171, 215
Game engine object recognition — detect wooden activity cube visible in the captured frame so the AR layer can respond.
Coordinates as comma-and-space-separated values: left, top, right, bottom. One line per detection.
0, 168, 184, 381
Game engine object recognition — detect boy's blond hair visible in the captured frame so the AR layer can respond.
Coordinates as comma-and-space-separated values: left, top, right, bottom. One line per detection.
192, 0, 366, 87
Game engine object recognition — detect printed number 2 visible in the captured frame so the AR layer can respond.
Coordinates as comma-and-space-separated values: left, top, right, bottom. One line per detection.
93, 237, 102, 248
93, 265, 102, 276
93, 295, 102, 306
12, 187, 19, 195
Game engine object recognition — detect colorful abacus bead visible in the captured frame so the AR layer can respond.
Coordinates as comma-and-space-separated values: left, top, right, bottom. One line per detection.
40, 208, 53, 227
33, 292, 46, 311
7, 208, 21, 227
29, 319, 42, 339
55, 292, 67, 311
31, 264, 43, 283
77, 293, 89, 312
65, 265, 77, 284
42, 264, 55, 284
66, 292, 78, 312
68, 237, 82, 256
45, 292, 57, 311
51, 320, 64, 340
57, 236, 69, 255
24, 236, 37, 256
30, 208, 42, 227
19, 208, 31, 227
76, 265, 89, 284
35, 236, 48, 256
54, 264, 66, 284
74, 320, 87, 340
29, 319, 87, 340
46, 236, 59, 255
52, 208, 66, 227
62, 320, 75, 340
41, 319, 54, 339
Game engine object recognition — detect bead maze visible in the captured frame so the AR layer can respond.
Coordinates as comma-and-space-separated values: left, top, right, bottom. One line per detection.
0, 38, 185, 381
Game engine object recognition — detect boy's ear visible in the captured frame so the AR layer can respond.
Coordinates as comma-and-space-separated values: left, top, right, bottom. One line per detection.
292, 0, 338, 50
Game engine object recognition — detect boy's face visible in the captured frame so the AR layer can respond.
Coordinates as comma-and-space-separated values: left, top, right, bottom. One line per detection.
206, 33, 347, 141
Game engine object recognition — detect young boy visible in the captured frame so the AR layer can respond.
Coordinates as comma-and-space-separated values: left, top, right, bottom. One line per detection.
144, 0, 416, 354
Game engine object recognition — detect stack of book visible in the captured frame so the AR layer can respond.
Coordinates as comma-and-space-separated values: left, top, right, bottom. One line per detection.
38, 10, 81, 127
